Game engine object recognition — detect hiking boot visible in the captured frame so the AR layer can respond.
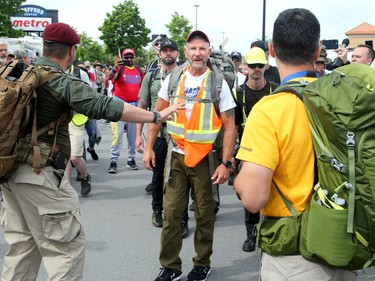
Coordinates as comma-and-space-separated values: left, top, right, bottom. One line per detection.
242, 236, 256, 252
152, 211, 163, 227
81, 174, 91, 196
108, 161, 117, 174
181, 220, 188, 239
145, 183, 153, 193
87, 147, 99, 160
154, 268, 182, 281
127, 159, 138, 170
189, 200, 195, 211
187, 265, 211, 281
242, 224, 257, 252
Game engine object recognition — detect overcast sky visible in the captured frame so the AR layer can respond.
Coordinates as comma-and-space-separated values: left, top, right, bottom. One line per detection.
25, 0, 374, 57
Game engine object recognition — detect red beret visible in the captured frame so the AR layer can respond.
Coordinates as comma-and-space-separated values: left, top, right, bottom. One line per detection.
43, 22, 80, 46
122, 48, 136, 56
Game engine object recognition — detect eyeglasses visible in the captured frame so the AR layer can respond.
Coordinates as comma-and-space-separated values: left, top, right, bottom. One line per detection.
154, 42, 160, 47
123, 56, 135, 60
247, 63, 266, 69
232, 58, 240, 62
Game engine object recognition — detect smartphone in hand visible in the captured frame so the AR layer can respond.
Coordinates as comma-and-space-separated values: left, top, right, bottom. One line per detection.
322, 39, 338, 50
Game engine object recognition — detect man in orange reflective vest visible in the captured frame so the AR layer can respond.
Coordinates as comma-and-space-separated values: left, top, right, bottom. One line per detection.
144, 30, 236, 281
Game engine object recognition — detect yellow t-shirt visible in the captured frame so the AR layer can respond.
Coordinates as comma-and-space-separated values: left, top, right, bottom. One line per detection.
236, 89, 315, 217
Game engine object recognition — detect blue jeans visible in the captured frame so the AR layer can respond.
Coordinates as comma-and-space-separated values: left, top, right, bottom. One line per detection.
85, 120, 97, 149
110, 98, 137, 162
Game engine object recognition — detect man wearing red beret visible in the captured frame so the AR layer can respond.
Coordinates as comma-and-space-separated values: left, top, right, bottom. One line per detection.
0, 22, 184, 281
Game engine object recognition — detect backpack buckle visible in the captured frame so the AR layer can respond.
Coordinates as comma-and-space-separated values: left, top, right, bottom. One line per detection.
330, 158, 346, 173
299, 79, 310, 85
346, 132, 355, 148
344, 181, 353, 190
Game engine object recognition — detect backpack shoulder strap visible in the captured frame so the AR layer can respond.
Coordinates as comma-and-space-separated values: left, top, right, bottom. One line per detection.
209, 70, 223, 117
168, 65, 184, 98
269, 81, 280, 92
273, 180, 298, 216
148, 67, 160, 90
0, 59, 23, 78
272, 82, 307, 100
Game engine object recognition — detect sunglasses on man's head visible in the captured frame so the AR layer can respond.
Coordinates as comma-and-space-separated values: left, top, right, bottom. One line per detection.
123, 56, 135, 60
247, 63, 266, 69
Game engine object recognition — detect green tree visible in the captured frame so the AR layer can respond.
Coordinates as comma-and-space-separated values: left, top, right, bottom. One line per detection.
165, 12, 193, 60
0, 0, 26, 37
99, 0, 150, 57
75, 31, 106, 63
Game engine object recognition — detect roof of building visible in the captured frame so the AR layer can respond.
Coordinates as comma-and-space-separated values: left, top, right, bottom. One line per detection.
346, 22, 375, 35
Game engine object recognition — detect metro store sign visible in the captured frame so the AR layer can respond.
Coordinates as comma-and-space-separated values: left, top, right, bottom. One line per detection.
10, 4, 57, 33
11, 17, 51, 31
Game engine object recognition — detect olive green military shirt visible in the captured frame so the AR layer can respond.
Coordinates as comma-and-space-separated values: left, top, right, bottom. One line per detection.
33, 57, 124, 157
138, 67, 169, 138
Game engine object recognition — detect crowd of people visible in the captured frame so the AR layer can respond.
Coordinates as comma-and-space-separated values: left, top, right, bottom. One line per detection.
0, 7, 374, 281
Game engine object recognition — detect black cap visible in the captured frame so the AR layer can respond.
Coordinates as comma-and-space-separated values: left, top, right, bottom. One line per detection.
231, 51, 242, 60
186, 30, 210, 45
159, 39, 178, 51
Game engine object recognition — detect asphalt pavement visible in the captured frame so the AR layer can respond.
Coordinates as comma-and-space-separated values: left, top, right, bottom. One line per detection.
0, 121, 371, 280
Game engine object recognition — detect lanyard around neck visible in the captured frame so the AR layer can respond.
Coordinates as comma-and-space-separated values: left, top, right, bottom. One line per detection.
281, 70, 319, 85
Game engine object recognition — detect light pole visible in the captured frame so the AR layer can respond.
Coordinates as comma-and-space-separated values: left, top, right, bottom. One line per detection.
262, 0, 266, 41
193, 5, 200, 30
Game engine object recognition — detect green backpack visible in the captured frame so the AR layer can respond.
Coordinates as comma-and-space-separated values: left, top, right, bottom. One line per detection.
275, 64, 375, 274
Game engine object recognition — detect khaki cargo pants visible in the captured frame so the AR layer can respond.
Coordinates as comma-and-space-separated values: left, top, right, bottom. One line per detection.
260, 252, 357, 281
0, 164, 85, 281
160, 152, 217, 272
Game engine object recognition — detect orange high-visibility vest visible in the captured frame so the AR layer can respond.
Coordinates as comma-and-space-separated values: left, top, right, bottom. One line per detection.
167, 68, 222, 167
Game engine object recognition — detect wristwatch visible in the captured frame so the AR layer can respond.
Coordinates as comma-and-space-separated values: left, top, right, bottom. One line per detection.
221, 160, 232, 169
152, 111, 161, 124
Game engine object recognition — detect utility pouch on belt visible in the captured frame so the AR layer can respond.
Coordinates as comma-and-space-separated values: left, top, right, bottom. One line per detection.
258, 214, 302, 255
257, 180, 301, 255
17, 137, 54, 168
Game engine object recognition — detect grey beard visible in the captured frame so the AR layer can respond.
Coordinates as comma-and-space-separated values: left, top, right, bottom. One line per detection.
0, 58, 7, 66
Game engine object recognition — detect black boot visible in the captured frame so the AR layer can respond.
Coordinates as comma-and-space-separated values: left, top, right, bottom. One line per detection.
242, 224, 257, 252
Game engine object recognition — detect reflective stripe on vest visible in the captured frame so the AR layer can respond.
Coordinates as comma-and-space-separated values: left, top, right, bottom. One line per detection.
167, 67, 222, 167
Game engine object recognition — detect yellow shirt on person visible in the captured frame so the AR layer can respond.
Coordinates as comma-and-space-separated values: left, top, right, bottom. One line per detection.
236, 90, 315, 217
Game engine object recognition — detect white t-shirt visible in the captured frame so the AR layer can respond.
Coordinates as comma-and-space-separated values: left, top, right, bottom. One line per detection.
79, 69, 91, 85
158, 68, 236, 120
236, 71, 246, 87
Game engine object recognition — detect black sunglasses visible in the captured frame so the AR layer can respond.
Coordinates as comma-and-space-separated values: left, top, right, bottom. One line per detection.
232, 58, 240, 62
123, 56, 135, 60
247, 63, 266, 69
